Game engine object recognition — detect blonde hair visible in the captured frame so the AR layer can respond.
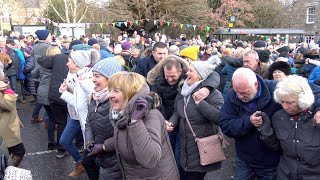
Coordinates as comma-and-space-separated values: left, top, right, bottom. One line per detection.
274, 75, 314, 110
131, 47, 140, 56
92, 44, 100, 51
46, 46, 61, 56
233, 48, 246, 58
108, 72, 147, 109
114, 55, 125, 67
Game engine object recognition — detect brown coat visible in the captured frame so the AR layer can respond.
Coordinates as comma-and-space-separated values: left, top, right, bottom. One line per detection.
0, 91, 22, 147
110, 85, 180, 180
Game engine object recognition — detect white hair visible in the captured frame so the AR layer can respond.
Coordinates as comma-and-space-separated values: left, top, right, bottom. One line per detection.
274, 75, 314, 110
232, 67, 257, 87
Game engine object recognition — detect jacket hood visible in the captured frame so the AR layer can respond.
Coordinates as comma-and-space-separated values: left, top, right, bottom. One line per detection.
37, 56, 53, 69
147, 55, 189, 85
224, 56, 243, 67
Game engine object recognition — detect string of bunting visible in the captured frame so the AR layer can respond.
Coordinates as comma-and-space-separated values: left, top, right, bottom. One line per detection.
5, 16, 216, 32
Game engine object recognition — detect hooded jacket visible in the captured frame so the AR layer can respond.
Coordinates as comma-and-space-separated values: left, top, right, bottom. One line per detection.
109, 85, 180, 180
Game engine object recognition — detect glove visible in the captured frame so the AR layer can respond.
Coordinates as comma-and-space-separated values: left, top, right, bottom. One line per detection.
314, 79, 320, 86
85, 141, 94, 152
87, 144, 104, 158
258, 112, 273, 136
130, 97, 148, 121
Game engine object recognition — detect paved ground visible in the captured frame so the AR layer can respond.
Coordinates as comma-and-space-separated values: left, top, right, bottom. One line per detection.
17, 96, 236, 180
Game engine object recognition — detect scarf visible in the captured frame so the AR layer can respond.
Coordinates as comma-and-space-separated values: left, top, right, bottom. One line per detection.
181, 79, 203, 97
112, 110, 123, 120
92, 87, 109, 103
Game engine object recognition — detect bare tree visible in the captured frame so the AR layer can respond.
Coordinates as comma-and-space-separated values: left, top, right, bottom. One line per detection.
47, 0, 89, 23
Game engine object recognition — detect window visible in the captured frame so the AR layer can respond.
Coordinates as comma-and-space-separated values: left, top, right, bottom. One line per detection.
307, 6, 316, 24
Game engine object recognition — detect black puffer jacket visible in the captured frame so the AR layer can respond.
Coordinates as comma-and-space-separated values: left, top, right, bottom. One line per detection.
169, 83, 224, 172
85, 99, 122, 179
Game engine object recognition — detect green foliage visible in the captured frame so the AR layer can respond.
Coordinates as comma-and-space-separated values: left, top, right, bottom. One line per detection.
46, 0, 65, 23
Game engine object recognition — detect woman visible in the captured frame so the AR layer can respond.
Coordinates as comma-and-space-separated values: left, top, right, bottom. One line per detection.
267, 61, 291, 81
32, 46, 61, 150
0, 62, 25, 167
83, 58, 123, 180
59, 49, 99, 177
168, 61, 224, 180
259, 75, 320, 179
107, 72, 179, 180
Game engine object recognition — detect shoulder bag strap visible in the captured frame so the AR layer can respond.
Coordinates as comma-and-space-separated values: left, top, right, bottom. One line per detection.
183, 105, 197, 140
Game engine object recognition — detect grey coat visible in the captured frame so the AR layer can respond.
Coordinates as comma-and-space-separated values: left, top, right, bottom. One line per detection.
169, 84, 224, 172
31, 40, 50, 81
31, 56, 52, 105
109, 85, 179, 180
260, 109, 320, 179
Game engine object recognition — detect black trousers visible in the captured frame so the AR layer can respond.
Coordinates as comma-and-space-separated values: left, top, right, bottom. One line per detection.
186, 172, 207, 180
82, 150, 100, 180
49, 102, 68, 151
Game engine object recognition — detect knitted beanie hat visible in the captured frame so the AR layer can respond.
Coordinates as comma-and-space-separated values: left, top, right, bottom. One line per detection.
72, 44, 92, 51
191, 61, 214, 80
121, 41, 132, 51
70, 50, 92, 68
69, 40, 82, 50
179, 46, 199, 61
88, 38, 98, 46
92, 57, 123, 79
35, 30, 50, 40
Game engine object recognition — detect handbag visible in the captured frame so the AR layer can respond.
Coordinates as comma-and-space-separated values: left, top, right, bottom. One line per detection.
183, 105, 228, 166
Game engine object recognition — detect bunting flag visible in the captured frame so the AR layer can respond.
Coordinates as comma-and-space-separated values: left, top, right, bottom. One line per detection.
66, 25, 70, 31
173, 23, 177, 28
117, 22, 122, 26
135, 20, 139, 25
75, 24, 78, 29
166, 21, 170, 26
124, 22, 127, 27
99, 23, 103, 29
154, 20, 157, 25
200, 25, 204, 31
193, 25, 196, 30
186, 24, 190, 29
159, 20, 163, 26
139, 19, 144, 24
180, 24, 184, 28
129, 21, 133, 26
112, 23, 115, 27
206, 26, 210, 31
86, 23, 90, 28
106, 22, 109, 27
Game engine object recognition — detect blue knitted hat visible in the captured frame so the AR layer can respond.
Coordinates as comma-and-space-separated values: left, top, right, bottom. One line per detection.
35, 30, 50, 40
92, 57, 123, 79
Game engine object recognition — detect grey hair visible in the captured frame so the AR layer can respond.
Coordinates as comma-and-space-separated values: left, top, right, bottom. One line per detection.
232, 67, 257, 87
207, 55, 221, 70
0, 62, 4, 80
274, 75, 314, 110
243, 50, 259, 60
90, 49, 101, 65
168, 45, 180, 55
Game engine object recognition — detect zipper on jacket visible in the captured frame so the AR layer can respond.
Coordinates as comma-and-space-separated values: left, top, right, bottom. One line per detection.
294, 120, 301, 178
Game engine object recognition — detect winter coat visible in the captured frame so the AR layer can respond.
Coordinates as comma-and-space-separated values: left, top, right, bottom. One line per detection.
261, 109, 320, 179
256, 62, 270, 79
0, 91, 22, 148
100, 46, 114, 60
60, 68, 94, 142
147, 55, 221, 120
4, 48, 17, 77
146, 55, 189, 120
169, 81, 224, 172
31, 56, 52, 105
308, 66, 320, 85
46, 54, 69, 105
31, 40, 51, 68
299, 64, 316, 78
23, 56, 37, 95
134, 55, 157, 78
15, 48, 25, 80
219, 75, 282, 167
85, 99, 122, 179
109, 85, 180, 180
222, 56, 242, 95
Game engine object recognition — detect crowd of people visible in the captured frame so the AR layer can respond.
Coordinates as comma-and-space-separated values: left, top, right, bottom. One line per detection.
0, 28, 320, 180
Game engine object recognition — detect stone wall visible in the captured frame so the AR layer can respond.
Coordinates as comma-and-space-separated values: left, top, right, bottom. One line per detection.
288, 0, 320, 35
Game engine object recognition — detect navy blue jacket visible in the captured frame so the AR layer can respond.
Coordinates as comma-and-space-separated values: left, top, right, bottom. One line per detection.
219, 75, 282, 167
134, 55, 157, 78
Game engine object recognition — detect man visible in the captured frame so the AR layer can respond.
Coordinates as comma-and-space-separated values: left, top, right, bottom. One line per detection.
200, 46, 213, 61
134, 42, 168, 77
252, 40, 266, 51
219, 67, 320, 180
242, 50, 269, 79
147, 55, 221, 180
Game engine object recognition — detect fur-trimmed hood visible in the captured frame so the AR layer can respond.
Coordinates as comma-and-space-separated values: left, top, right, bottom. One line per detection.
147, 55, 189, 85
